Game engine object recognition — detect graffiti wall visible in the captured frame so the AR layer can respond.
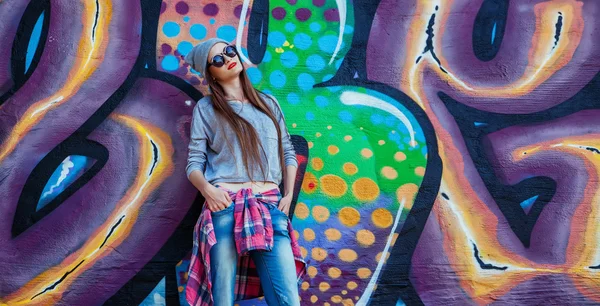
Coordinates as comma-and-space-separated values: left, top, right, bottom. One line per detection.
0, 0, 598, 305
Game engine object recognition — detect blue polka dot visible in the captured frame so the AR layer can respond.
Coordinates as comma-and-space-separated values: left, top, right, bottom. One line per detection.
270, 70, 286, 88
263, 50, 272, 62
344, 25, 354, 34
247, 67, 262, 84
163, 22, 180, 37
310, 22, 321, 32
210, 19, 216, 25
216, 25, 236, 41
421, 147, 427, 156
322, 74, 333, 82
190, 67, 200, 75
335, 58, 343, 69
177, 41, 193, 56
161, 55, 179, 71
190, 24, 207, 40
371, 114, 384, 125
306, 55, 325, 72
287, 93, 300, 105
315, 96, 328, 107
306, 112, 315, 120
280, 51, 298, 68
297, 73, 314, 91
389, 131, 401, 142
328, 85, 341, 92
183, 16, 190, 22
268, 31, 286, 47
385, 116, 396, 127
293, 33, 312, 50
263, 89, 272, 96
318, 35, 339, 53
396, 124, 409, 136
285, 22, 296, 32
338, 111, 352, 123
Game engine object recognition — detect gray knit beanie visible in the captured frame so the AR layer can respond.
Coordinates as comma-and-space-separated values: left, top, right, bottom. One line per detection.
184, 38, 229, 77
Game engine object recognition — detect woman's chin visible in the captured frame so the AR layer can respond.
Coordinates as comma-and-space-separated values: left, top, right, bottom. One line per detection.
218, 69, 243, 81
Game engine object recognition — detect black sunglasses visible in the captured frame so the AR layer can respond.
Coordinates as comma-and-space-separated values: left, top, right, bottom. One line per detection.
208, 45, 238, 68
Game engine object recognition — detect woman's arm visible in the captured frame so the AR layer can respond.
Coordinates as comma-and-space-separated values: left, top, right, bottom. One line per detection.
186, 104, 209, 183
283, 164, 298, 197
187, 103, 231, 210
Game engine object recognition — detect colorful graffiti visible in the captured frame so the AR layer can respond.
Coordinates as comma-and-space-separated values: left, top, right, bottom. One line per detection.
0, 0, 598, 305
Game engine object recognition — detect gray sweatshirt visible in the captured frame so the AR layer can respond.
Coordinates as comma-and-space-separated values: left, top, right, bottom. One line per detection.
186, 93, 298, 185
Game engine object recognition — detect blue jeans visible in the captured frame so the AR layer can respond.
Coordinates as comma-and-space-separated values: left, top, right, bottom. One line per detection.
209, 202, 300, 306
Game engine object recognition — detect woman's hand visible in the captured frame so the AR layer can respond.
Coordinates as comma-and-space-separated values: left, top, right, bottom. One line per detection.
201, 184, 232, 212
278, 194, 293, 216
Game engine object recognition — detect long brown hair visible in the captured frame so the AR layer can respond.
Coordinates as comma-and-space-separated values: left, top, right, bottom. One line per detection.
205, 62, 286, 182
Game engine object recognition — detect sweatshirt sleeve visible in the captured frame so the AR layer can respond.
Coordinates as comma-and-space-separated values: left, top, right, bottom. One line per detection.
186, 103, 209, 179
267, 94, 298, 168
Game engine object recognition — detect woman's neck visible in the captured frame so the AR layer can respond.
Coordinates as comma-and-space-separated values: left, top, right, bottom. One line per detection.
219, 77, 245, 101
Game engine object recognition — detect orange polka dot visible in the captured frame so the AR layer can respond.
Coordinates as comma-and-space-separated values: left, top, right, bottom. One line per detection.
307, 266, 318, 278
394, 151, 406, 161
338, 249, 358, 262
302, 172, 318, 194
325, 228, 342, 241
396, 183, 419, 209
328, 267, 342, 278
312, 205, 330, 223
331, 295, 342, 303
352, 178, 379, 202
381, 166, 398, 179
328, 145, 340, 155
302, 282, 310, 290
372, 208, 393, 228
311, 157, 324, 171
415, 166, 425, 176
361, 148, 373, 158
303, 228, 316, 241
320, 174, 347, 197
311, 248, 327, 261
356, 229, 375, 247
294, 202, 309, 219
357, 268, 372, 279
343, 163, 358, 175
347, 281, 358, 290
338, 207, 360, 227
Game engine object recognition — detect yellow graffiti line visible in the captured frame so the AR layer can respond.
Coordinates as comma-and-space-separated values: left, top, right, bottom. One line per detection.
516, 139, 600, 269
436, 135, 600, 303
1, 114, 174, 305
403, 0, 584, 108
401, 0, 442, 108
444, 0, 583, 97
510, 137, 600, 302
0, 0, 112, 164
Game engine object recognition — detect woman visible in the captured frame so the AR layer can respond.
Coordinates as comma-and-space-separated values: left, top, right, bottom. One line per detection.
183, 38, 306, 306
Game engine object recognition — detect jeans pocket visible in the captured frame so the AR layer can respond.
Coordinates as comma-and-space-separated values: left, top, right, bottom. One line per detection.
268, 202, 287, 217
211, 203, 234, 216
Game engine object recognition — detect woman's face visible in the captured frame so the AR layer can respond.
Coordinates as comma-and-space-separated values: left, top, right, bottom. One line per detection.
207, 42, 243, 82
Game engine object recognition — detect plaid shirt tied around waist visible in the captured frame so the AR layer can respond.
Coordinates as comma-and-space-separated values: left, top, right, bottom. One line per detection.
185, 187, 306, 306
